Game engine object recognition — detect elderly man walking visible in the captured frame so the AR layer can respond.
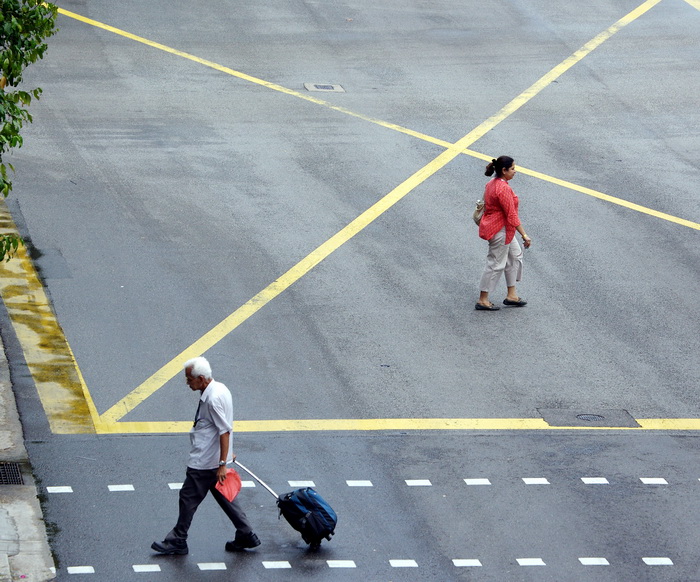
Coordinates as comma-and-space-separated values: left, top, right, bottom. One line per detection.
151, 357, 260, 555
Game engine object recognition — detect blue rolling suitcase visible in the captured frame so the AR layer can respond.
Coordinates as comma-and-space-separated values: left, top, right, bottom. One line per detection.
235, 461, 337, 549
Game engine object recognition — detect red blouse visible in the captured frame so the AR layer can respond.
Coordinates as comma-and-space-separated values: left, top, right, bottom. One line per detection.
478, 177, 520, 243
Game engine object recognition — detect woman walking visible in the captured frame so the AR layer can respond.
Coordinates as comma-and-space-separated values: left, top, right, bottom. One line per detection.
476, 156, 532, 311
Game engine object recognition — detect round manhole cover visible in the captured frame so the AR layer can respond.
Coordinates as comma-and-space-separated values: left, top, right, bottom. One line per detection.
576, 414, 605, 422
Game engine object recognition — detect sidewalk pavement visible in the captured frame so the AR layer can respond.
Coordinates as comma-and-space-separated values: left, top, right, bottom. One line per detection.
0, 334, 56, 582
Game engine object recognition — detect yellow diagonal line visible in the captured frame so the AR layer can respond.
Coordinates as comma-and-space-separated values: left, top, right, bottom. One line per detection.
59, 2, 696, 232
99, 0, 661, 424
56, 7, 452, 150
518, 166, 700, 230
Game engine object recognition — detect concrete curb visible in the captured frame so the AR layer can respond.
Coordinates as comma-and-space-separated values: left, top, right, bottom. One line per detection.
0, 333, 55, 582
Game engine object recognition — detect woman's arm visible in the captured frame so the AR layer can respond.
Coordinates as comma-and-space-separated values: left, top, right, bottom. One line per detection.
516, 225, 532, 248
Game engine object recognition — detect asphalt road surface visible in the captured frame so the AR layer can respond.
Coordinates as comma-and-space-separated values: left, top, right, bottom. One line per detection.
1, 0, 699, 579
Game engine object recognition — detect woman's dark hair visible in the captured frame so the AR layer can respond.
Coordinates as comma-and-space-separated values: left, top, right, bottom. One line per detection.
485, 156, 514, 177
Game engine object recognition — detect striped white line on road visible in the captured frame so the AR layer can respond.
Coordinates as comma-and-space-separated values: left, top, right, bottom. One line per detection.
405, 479, 431, 486
581, 477, 609, 484
517, 558, 546, 566
522, 478, 549, 485
390, 559, 418, 567
288, 481, 315, 487
47, 486, 73, 493
327, 560, 356, 568
133, 565, 161, 572
197, 563, 226, 570
643, 557, 673, 565
263, 561, 292, 569
241, 481, 255, 487
579, 557, 609, 565
108, 484, 135, 492
67, 566, 95, 574
168, 483, 182, 490
640, 478, 668, 485
464, 478, 491, 485
346, 480, 373, 487
453, 559, 482, 567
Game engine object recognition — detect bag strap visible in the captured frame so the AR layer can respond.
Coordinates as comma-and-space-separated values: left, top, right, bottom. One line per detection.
234, 460, 279, 499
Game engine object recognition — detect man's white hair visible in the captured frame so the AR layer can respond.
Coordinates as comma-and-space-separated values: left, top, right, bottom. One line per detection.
184, 357, 212, 379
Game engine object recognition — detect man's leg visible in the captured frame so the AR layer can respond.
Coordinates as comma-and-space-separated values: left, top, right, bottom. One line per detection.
152, 467, 214, 554
210, 486, 261, 551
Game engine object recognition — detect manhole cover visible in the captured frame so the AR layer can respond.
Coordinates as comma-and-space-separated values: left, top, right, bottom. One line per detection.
537, 408, 640, 428
0, 462, 24, 485
303, 83, 345, 93
576, 414, 605, 422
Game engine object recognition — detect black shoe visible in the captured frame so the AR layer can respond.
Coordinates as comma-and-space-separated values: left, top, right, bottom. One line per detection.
225, 532, 261, 551
475, 302, 500, 311
503, 297, 527, 307
151, 540, 188, 555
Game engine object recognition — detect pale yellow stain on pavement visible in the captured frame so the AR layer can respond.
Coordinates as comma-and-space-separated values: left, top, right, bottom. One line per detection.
0, 201, 101, 433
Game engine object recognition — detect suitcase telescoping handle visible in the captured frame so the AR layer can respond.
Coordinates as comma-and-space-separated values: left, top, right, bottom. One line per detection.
234, 460, 279, 499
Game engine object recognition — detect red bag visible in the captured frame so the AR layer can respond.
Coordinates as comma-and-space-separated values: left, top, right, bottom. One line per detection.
215, 468, 242, 502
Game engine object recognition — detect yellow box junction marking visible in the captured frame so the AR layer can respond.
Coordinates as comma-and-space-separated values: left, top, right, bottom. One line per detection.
3, 0, 696, 433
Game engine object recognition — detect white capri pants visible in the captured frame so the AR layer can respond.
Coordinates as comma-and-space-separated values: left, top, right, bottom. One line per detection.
479, 227, 523, 293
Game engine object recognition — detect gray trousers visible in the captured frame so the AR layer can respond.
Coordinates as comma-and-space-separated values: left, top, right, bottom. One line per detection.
166, 467, 253, 542
479, 227, 523, 293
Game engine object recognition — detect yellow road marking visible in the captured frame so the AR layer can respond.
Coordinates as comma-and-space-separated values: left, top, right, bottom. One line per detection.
56, 8, 453, 151
100, 0, 665, 424
0, 200, 101, 433
98, 418, 700, 433
57, 4, 699, 232
12, 1, 695, 433
518, 166, 700, 230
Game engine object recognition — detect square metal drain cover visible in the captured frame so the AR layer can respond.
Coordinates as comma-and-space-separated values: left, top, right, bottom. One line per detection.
538, 408, 640, 428
0, 462, 24, 485
303, 83, 345, 93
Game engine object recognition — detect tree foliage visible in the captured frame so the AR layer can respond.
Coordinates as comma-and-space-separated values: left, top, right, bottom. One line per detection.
0, 0, 57, 260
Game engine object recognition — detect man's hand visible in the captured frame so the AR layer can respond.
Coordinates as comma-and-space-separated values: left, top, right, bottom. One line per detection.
217, 465, 227, 484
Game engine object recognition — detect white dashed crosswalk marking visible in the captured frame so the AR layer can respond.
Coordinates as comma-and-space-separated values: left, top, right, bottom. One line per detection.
517, 558, 546, 566
346, 480, 373, 487
46, 473, 693, 575
579, 557, 609, 565
327, 560, 356, 568
108, 484, 135, 492
132, 564, 161, 572
263, 561, 292, 569
643, 557, 673, 565
67, 566, 95, 574
453, 558, 482, 567
640, 478, 668, 485
197, 562, 226, 570
390, 559, 418, 567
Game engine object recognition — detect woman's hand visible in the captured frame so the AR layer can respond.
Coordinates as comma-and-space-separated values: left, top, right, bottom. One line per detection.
522, 235, 532, 248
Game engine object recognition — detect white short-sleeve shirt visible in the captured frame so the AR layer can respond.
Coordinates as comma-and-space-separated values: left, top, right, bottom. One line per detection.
188, 380, 234, 470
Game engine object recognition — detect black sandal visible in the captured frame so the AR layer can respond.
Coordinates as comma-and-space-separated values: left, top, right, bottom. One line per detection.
475, 303, 500, 311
